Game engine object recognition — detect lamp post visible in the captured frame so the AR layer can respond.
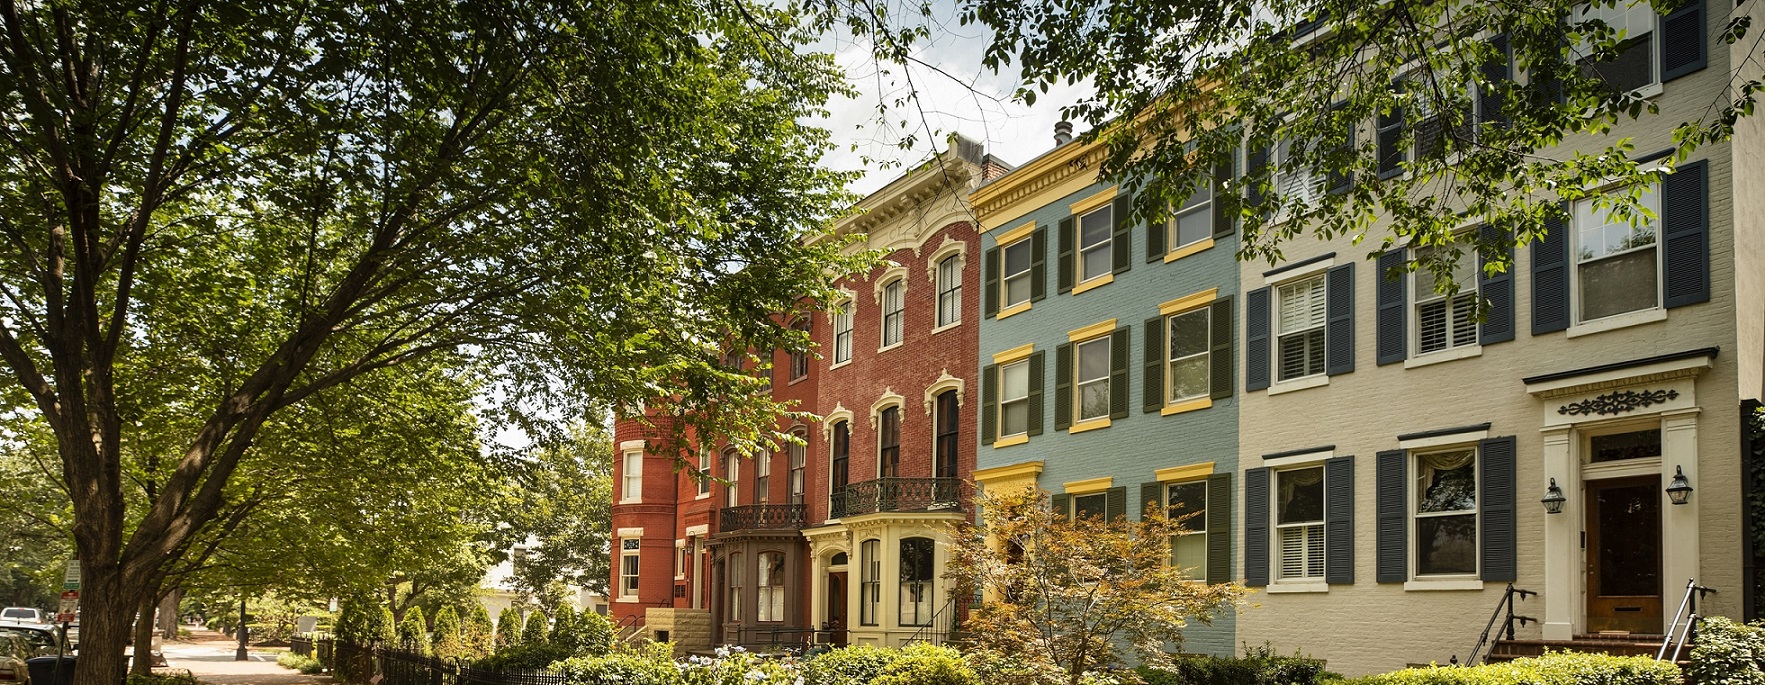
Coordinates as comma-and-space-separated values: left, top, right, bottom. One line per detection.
235, 597, 248, 661
1541, 478, 1566, 514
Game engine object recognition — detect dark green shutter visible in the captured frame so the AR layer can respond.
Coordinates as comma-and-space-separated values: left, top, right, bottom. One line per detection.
1213, 146, 1238, 239
1106, 486, 1128, 521
1206, 473, 1232, 585
1660, 0, 1706, 82
1031, 227, 1048, 302
1051, 493, 1071, 521
1531, 203, 1571, 334
1480, 436, 1517, 582
1324, 456, 1354, 585
1479, 224, 1516, 344
1054, 343, 1073, 432
1245, 287, 1271, 391
1479, 35, 1512, 127
1246, 145, 1270, 213
980, 364, 998, 445
1376, 249, 1408, 365
984, 247, 1001, 318
1140, 481, 1163, 521
1325, 263, 1355, 376
1057, 216, 1075, 294
1377, 80, 1405, 179
1147, 205, 1166, 263
1144, 316, 1165, 413
1027, 351, 1045, 436
1375, 449, 1407, 583
1244, 468, 1270, 587
1663, 159, 1710, 308
1109, 327, 1130, 420
1209, 297, 1234, 400
1112, 195, 1133, 275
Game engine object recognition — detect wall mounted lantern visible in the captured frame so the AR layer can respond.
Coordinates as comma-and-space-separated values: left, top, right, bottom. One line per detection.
1541, 478, 1566, 514
1666, 466, 1693, 505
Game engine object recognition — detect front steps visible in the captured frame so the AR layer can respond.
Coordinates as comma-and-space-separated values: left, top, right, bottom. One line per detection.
1488, 634, 1683, 663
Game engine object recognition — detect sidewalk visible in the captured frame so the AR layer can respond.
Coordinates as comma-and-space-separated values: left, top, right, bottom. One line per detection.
158, 631, 330, 685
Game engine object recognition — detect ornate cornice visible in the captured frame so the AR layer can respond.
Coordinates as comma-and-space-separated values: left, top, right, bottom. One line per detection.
1558, 389, 1681, 417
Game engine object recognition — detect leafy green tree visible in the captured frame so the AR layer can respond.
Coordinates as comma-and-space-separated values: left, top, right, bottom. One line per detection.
372, 606, 398, 645
431, 606, 465, 660
578, 611, 615, 658
499, 427, 615, 598
463, 604, 496, 659
0, 2, 867, 684
523, 611, 551, 646
495, 607, 524, 651
549, 604, 582, 654
396, 606, 429, 655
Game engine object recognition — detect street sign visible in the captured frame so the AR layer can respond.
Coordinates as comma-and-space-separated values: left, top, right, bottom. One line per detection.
61, 559, 79, 591
57, 560, 79, 623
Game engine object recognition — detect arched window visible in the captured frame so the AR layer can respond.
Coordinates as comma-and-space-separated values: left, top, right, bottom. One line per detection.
934, 390, 959, 479
788, 434, 807, 505
831, 421, 850, 517
859, 539, 881, 626
757, 552, 786, 622
899, 537, 935, 626
878, 406, 901, 478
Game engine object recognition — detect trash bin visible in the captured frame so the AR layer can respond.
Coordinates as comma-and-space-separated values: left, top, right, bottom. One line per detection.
26, 656, 76, 685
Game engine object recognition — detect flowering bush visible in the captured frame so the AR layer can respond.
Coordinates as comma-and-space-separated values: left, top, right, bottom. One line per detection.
554, 642, 685, 685
683, 646, 805, 685
801, 644, 901, 685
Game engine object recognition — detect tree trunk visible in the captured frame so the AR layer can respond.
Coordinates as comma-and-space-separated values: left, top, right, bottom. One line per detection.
73, 566, 143, 685
130, 584, 163, 675
158, 589, 182, 640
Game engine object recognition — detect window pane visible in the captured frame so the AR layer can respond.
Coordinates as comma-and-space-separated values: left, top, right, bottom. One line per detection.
900, 538, 934, 581
1004, 274, 1030, 307
1001, 401, 1029, 436
1004, 241, 1032, 276
1277, 277, 1327, 332
1277, 467, 1325, 524
1077, 338, 1110, 383
1074, 493, 1108, 520
1416, 450, 1477, 513
1169, 310, 1209, 359
1278, 328, 1325, 380
1591, 429, 1662, 462
1080, 208, 1112, 248
1002, 361, 1029, 400
1080, 382, 1110, 421
1175, 205, 1211, 247
1173, 532, 1208, 576
1579, 248, 1659, 320
1416, 513, 1478, 575
1167, 481, 1206, 529
1082, 246, 1111, 281
1170, 356, 1210, 402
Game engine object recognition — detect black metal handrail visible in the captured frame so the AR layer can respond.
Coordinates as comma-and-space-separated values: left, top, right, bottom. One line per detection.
720, 503, 808, 531
836, 477, 966, 517
905, 595, 966, 646
1463, 583, 1536, 665
732, 625, 843, 651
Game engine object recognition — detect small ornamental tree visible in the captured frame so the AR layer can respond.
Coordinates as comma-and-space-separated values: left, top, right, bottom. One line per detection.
333, 599, 366, 644
463, 604, 495, 658
430, 606, 465, 660
549, 604, 582, 654
578, 610, 614, 657
523, 610, 551, 645
948, 487, 1246, 685
371, 606, 398, 645
495, 607, 523, 650
396, 606, 429, 655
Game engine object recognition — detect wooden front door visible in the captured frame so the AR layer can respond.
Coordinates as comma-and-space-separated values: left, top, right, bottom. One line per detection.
826, 571, 848, 646
1585, 476, 1663, 634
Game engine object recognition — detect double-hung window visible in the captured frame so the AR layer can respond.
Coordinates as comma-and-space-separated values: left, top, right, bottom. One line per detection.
1273, 138, 1325, 209
830, 422, 850, 516
620, 450, 643, 503
934, 390, 959, 479
754, 451, 771, 504
757, 552, 785, 621
1414, 246, 1479, 354
937, 255, 961, 327
1414, 448, 1478, 577
878, 406, 901, 478
1574, 182, 1661, 322
620, 539, 641, 598
881, 280, 905, 348
1275, 466, 1326, 580
1001, 238, 1034, 309
723, 449, 740, 508
1166, 308, 1210, 403
1577, 1, 1661, 95
999, 360, 1031, 437
899, 537, 935, 626
832, 303, 854, 364
788, 439, 806, 505
1276, 276, 1328, 381
728, 552, 743, 620
1071, 492, 1108, 520
1167, 481, 1208, 577
1077, 205, 1113, 284
860, 539, 880, 626
1171, 183, 1214, 252
789, 321, 811, 381
697, 451, 712, 497
1074, 336, 1111, 422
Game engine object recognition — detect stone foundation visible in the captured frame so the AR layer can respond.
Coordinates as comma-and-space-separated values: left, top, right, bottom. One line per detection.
644, 608, 711, 654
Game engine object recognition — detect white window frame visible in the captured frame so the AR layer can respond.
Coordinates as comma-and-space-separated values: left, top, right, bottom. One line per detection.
1074, 336, 1111, 423
881, 279, 905, 348
1001, 237, 1034, 309
788, 437, 806, 505
1274, 276, 1328, 382
1273, 465, 1327, 582
859, 539, 881, 626
1411, 245, 1480, 357
898, 537, 936, 627
728, 551, 743, 621
755, 450, 771, 504
1410, 446, 1481, 581
937, 254, 962, 328
1570, 181, 1664, 326
1273, 137, 1325, 210
1165, 480, 1209, 579
697, 450, 712, 498
832, 301, 854, 365
619, 539, 642, 599
620, 450, 643, 504
723, 449, 740, 508
757, 552, 785, 622
999, 359, 1031, 438
1165, 307, 1211, 405
675, 540, 688, 580
1077, 204, 1113, 284
1574, 1, 1666, 98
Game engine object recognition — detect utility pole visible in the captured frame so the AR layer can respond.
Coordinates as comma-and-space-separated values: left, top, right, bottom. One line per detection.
235, 597, 248, 661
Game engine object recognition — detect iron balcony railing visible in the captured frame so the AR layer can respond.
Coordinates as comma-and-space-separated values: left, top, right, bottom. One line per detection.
831, 477, 965, 519
719, 503, 808, 531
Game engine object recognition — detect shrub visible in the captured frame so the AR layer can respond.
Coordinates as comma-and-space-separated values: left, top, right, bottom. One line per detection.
554, 642, 683, 685
803, 644, 903, 685
481, 643, 575, 671
523, 611, 550, 645
681, 647, 803, 685
495, 607, 523, 650
1137, 644, 1328, 685
125, 672, 202, 685
396, 607, 429, 655
1336, 651, 1678, 685
873, 643, 976, 685
577, 610, 614, 657
549, 604, 581, 654
371, 606, 397, 643
1688, 616, 1765, 685
965, 649, 1067, 685
463, 604, 495, 658
431, 606, 465, 660
277, 652, 323, 674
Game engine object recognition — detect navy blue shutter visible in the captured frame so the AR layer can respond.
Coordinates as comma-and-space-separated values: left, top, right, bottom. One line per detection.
1031, 227, 1049, 302
1027, 351, 1045, 436
1375, 449, 1407, 583
1246, 145, 1270, 213
1210, 298, 1234, 400
1057, 217, 1075, 294
1206, 473, 1233, 585
1376, 249, 1408, 365
984, 247, 1001, 318
1326, 263, 1355, 376
1110, 327, 1131, 420
1327, 101, 1353, 195
1480, 224, 1516, 344
1480, 436, 1518, 582
1140, 481, 1163, 521
1244, 468, 1270, 587
1325, 456, 1355, 585
1147, 200, 1166, 263
1054, 342, 1073, 432
1663, 159, 1710, 308
981, 364, 998, 445
1531, 204, 1571, 334
1144, 317, 1165, 413
1660, 0, 1707, 82
1245, 287, 1271, 391
1479, 35, 1512, 128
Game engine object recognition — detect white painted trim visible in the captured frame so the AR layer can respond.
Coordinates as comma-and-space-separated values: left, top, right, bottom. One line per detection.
1399, 429, 1488, 450
617, 527, 645, 538
1265, 581, 1329, 594
872, 264, 909, 304
685, 524, 708, 537
923, 370, 966, 415
1404, 579, 1485, 592
1403, 344, 1482, 369
1523, 353, 1711, 396
822, 403, 855, 440
1262, 257, 1335, 286
619, 439, 646, 450
925, 238, 969, 286
1267, 374, 1329, 396
1566, 307, 1666, 339
869, 389, 905, 429
1262, 449, 1334, 469
1582, 456, 1661, 480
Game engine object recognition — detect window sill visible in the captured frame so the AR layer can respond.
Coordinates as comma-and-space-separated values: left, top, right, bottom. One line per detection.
1404, 344, 1482, 369
877, 341, 905, 355
1162, 397, 1213, 416
998, 301, 1032, 320
616, 596, 641, 604
1267, 375, 1329, 396
1566, 308, 1666, 339
619, 498, 642, 505
1632, 82, 1664, 100
1165, 238, 1215, 263
788, 375, 809, 386
931, 321, 961, 335
1069, 417, 1111, 434
1265, 581, 1329, 594
829, 359, 852, 371
994, 434, 1030, 448
696, 493, 712, 500
1404, 578, 1485, 592
1072, 273, 1114, 295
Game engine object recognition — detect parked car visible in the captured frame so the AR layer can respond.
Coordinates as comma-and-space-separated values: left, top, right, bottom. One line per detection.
0, 633, 32, 683
0, 610, 39, 626
0, 627, 58, 657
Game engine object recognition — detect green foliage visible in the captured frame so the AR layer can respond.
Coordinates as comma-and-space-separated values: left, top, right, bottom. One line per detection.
964, 649, 1069, 685
1687, 616, 1765, 685
576, 611, 615, 658
463, 604, 495, 658
523, 611, 551, 645
803, 645, 904, 685
495, 607, 524, 650
1136, 645, 1328, 685
681, 649, 803, 685
1337, 651, 1678, 685
333, 598, 367, 644
549, 604, 581, 654
277, 652, 324, 675
482, 643, 576, 671
430, 606, 465, 660
554, 643, 685, 684
872, 644, 977, 685
499, 431, 616, 598
124, 672, 203, 685
372, 607, 398, 644
396, 607, 429, 655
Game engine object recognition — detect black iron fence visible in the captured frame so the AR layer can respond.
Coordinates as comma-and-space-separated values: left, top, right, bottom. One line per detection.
718, 503, 808, 532
290, 636, 314, 657
315, 640, 565, 685
833, 478, 965, 518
